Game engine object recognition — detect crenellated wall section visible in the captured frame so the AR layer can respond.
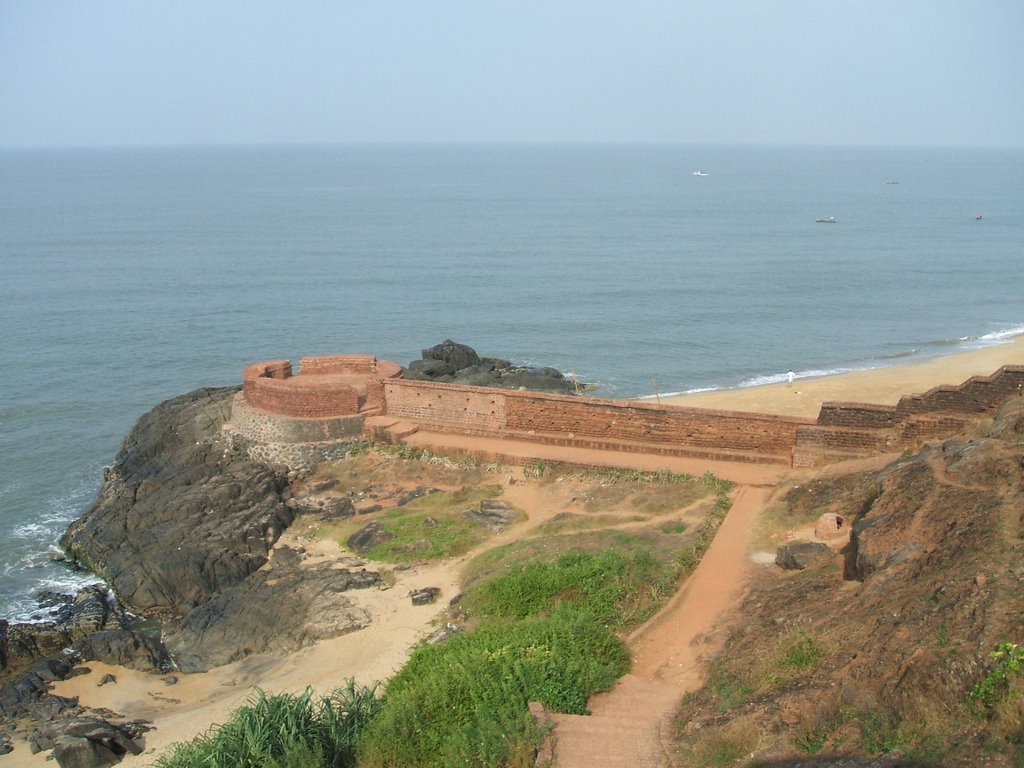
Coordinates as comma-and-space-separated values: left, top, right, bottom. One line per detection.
230, 354, 1024, 470
792, 364, 1024, 466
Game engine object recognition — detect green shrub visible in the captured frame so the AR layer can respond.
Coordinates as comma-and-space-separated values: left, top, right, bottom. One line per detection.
153, 682, 380, 768
970, 642, 1024, 710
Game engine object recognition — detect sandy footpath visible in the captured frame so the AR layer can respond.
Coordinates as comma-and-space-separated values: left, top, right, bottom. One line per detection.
654, 335, 1024, 418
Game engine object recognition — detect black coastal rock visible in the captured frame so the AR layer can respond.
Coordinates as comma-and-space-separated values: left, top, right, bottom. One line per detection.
59, 387, 292, 616
405, 339, 584, 393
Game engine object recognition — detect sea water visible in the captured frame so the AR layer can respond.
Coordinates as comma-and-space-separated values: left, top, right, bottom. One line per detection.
1, 144, 1022, 618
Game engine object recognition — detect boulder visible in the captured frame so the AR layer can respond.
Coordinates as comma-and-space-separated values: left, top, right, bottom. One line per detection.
49, 717, 142, 768
347, 521, 395, 553
410, 588, 441, 606
775, 541, 833, 571
407, 341, 584, 394
71, 627, 172, 672
406, 359, 455, 381
421, 340, 481, 374
464, 500, 519, 532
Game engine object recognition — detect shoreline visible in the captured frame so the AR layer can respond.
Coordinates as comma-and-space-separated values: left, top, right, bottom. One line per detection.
650, 334, 1024, 419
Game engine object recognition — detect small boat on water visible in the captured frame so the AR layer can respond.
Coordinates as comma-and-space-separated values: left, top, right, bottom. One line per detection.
975, 214, 983, 220
816, 216, 838, 223
692, 170, 709, 176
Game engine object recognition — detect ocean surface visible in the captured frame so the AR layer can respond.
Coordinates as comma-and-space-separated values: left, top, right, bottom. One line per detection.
1, 143, 1022, 620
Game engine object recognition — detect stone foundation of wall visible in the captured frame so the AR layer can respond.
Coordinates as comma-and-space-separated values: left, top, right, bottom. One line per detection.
229, 393, 365, 444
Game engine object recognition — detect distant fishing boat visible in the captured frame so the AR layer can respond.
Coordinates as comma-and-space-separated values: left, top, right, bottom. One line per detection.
886, 180, 900, 184
816, 216, 838, 223
692, 170, 709, 176
975, 214, 983, 220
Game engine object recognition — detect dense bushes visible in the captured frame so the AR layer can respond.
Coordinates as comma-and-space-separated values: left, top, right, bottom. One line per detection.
153, 683, 381, 768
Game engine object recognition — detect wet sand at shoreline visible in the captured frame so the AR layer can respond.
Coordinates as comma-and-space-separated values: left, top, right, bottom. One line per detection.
653, 336, 1024, 419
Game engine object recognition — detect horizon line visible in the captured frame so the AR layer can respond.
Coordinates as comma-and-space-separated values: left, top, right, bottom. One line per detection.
3, 139, 1023, 153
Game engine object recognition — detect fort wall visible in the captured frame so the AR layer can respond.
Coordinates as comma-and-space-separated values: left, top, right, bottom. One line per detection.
380, 379, 808, 458
233, 356, 1024, 470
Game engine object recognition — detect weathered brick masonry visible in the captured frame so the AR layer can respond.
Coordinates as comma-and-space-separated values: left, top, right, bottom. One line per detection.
792, 365, 1024, 466
242, 355, 402, 418
382, 379, 806, 461
232, 355, 1024, 469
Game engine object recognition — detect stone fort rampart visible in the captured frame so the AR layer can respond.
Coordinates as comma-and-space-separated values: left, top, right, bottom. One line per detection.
229, 354, 1024, 469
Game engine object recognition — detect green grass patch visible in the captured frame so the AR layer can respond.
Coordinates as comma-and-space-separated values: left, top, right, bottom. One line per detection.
323, 484, 516, 563
356, 548, 651, 767
777, 631, 824, 671
357, 613, 628, 767
153, 682, 381, 768
464, 547, 673, 629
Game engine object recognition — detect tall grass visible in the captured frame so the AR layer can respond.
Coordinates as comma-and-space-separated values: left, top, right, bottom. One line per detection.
153, 682, 381, 768
356, 547, 671, 767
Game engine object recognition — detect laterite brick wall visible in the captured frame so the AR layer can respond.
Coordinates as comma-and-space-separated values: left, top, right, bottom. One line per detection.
383, 379, 811, 455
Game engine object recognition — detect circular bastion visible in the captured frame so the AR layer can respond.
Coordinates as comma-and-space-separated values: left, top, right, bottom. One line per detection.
227, 354, 403, 467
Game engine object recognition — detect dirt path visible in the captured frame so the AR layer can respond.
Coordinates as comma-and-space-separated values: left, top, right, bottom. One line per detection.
551, 485, 771, 768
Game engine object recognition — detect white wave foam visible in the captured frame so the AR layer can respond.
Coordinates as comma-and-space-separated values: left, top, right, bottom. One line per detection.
978, 324, 1024, 342
738, 365, 871, 389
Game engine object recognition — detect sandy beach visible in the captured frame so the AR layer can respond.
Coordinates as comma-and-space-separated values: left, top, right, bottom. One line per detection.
8, 336, 1023, 767
655, 335, 1024, 419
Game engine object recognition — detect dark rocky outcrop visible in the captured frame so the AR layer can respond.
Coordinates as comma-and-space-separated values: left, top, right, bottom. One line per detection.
164, 564, 381, 672
405, 340, 585, 394
2, 587, 111, 673
464, 499, 519, 532
2, 587, 170, 680
0, 657, 81, 737
60, 387, 292, 616
47, 717, 144, 768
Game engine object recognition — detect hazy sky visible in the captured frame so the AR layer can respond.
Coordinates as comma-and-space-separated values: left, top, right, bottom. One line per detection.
2, 1, 1022, 148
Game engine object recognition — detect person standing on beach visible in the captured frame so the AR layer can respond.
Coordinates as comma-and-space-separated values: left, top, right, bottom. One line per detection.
787, 370, 795, 386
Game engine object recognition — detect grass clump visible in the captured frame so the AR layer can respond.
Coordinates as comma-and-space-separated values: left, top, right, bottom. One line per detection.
153, 682, 380, 768
777, 631, 824, 671
676, 481, 733, 574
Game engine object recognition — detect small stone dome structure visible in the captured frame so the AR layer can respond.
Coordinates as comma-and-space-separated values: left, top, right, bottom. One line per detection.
813, 512, 846, 541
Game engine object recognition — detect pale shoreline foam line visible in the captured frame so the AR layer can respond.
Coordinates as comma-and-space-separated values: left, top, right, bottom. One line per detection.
642, 329, 1024, 402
